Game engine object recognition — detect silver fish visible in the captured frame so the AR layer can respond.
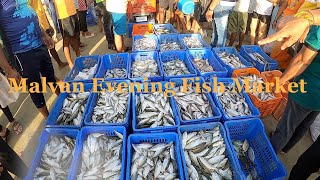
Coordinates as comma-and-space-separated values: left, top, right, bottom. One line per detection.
249, 52, 269, 65
160, 42, 182, 51
105, 68, 127, 78
163, 60, 190, 76
182, 37, 203, 48
130, 142, 179, 180
92, 88, 129, 124
217, 84, 252, 118
136, 92, 175, 128
74, 63, 98, 80
134, 37, 157, 51
56, 92, 90, 126
173, 86, 213, 121
182, 126, 233, 180
77, 131, 123, 180
239, 74, 275, 101
155, 27, 171, 35
33, 136, 75, 180
131, 59, 160, 78
192, 58, 214, 73
217, 52, 246, 69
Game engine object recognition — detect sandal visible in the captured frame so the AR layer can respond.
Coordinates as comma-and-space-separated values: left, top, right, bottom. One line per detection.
85, 32, 96, 38
12, 121, 23, 135
0, 128, 10, 142
108, 44, 116, 51
80, 43, 87, 47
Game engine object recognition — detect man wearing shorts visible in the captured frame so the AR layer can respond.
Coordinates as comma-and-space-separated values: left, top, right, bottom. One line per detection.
250, 0, 274, 45
159, 0, 176, 24
0, 0, 58, 118
107, 0, 127, 52
228, 0, 250, 49
53, 0, 80, 68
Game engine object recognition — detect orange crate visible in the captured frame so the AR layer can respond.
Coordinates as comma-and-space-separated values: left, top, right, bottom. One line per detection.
260, 107, 275, 118
132, 24, 154, 36
261, 70, 289, 99
273, 97, 288, 121
232, 68, 282, 111
127, 0, 156, 14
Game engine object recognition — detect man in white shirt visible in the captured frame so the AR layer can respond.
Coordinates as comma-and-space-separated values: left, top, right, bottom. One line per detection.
250, 0, 276, 45
228, 0, 250, 49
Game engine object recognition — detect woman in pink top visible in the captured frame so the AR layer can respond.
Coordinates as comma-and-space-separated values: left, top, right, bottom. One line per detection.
78, 0, 96, 38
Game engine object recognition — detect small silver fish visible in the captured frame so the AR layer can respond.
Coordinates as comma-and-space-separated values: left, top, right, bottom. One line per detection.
105, 68, 127, 78
134, 37, 157, 51
131, 59, 160, 78
155, 27, 171, 35
192, 58, 214, 73
249, 52, 269, 64
74, 62, 98, 80
182, 37, 203, 48
218, 52, 246, 69
160, 42, 182, 51
33, 136, 76, 179
163, 60, 190, 76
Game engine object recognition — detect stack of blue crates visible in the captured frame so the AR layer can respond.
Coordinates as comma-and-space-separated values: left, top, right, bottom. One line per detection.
28, 23, 287, 180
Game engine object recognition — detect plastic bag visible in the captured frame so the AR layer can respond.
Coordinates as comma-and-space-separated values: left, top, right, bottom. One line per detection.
310, 114, 320, 142
0, 73, 19, 108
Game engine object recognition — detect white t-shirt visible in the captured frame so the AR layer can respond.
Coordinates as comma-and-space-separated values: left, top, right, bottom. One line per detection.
254, 0, 273, 16
106, 0, 128, 13
233, 0, 250, 12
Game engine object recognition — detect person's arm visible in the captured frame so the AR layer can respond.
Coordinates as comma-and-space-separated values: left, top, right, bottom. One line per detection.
0, 47, 21, 82
279, 46, 317, 85
205, 0, 220, 22
272, 0, 288, 29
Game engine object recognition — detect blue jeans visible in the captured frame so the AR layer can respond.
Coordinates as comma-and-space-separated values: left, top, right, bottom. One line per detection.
48, 1, 59, 32
211, 4, 234, 47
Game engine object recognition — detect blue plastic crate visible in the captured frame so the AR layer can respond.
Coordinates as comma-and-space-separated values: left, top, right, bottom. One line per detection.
84, 80, 131, 127
178, 123, 243, 180
45, 83, 93, 128
95, 53, 129, 80
158, 34, 186, 52
240, 45, 278, 72
212, 47, 253, 77
225, 118, 287, 180
169, 77, 222, 125
187, 49, 228, 79
126, 132, 184, 180
69, 126, 127, 180
25, 128, 79, 180
154, 24, 178, 35
132, 34, 159, 52
210, 78, 260, 122
65, 55, 100, 82
178, 34, 210, 49
159, 50, 197, 81
132, 81, 180, 133
129, 51, 163, 82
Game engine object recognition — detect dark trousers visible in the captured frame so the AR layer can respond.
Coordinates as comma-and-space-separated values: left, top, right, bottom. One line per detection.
0, 139, 28, 179
0, 106, 14, 122
271, 98, 320, 153
78, 10, 88, 32
16, 45, 56, 109
96, 2, 114, 45
289, 136, 320, 180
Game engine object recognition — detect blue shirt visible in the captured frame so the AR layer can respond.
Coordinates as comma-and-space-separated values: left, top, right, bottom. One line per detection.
0, 0, 42, 53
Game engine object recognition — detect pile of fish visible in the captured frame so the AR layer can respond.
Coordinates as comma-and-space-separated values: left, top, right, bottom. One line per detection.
136, 92, 175, 128
130, 142, 179, 179
131, 59, 160, 78
249, 52, 269, 65
134, 37, 157, 51
78, 131, 123, 179
192, 58, 214, 73
182, 37, 203, 48
182, 126, 233, 180
217, 52, 246, 69
233, 140, 260, 180
56, 92, 90, 126
155, 27, 171, 35
92, 88, 129, 124
160, 42, 182, 51
105, 68, 127, 78
174, 86, 213, 121
163, 60, 190, 76
74, 64, 98, 80
217, 84, 252, 118
239, 74, 275, 101
33, 136, 75, 179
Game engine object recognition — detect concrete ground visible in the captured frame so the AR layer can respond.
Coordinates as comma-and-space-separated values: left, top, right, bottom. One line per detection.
0, 24, 318, 179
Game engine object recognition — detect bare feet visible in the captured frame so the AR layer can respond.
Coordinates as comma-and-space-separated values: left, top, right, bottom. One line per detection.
11, 121, 23, 135
84, 32, 96, 38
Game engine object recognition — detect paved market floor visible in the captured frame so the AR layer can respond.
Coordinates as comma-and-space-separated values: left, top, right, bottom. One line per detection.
0, 25, 318, 179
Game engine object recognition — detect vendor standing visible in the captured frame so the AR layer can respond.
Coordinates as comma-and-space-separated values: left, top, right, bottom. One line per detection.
0, 0, 58, 118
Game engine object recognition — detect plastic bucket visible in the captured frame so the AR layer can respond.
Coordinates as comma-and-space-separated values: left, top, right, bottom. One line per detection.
177, 0, 195, 15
